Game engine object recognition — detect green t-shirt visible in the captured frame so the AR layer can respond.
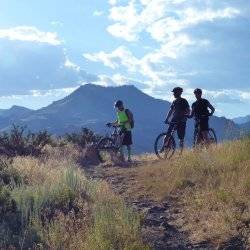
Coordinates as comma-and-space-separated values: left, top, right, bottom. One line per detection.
117, 110, 131, 131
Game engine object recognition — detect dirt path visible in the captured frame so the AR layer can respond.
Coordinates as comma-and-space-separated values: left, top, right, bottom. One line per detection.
85, 162, 246, 250
86, 163, 210, 249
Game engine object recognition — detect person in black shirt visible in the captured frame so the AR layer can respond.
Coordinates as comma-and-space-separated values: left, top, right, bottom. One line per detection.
190, 88, 215, 143
165, 87, 190, 150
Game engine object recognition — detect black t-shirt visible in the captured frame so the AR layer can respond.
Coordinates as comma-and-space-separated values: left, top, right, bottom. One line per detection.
170, 97, 190, 121
192, 99, 210, 118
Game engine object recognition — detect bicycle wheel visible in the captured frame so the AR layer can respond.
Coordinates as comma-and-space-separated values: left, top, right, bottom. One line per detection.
154, 133, 176, 160
193, 129, 200, 148
208, 128, 217, 144
97, 137, 117, 163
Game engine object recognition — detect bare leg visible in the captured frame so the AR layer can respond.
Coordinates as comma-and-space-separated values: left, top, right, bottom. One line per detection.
202, 131, 210, 145
127, 145, 132, 162
119, 146, 125, 161
179, 139, 184, 153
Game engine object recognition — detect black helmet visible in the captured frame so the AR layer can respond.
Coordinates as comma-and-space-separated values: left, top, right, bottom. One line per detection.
172, 87, 183, 93
114, 100, 123, 108
194, 88, 202, 94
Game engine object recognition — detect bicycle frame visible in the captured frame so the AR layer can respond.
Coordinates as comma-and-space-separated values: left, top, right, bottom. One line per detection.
107, 125, 124, 149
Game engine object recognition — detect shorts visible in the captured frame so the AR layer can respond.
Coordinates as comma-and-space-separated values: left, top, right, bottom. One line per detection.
120, 129, 133, 146
195, 117, 209, 131
167, 121, 186, 140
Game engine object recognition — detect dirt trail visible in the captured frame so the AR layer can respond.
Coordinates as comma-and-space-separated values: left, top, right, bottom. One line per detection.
86, 162, 246, 250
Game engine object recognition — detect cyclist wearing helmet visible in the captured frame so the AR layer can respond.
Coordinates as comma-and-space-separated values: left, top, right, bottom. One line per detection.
190, 88, 215, 143
165, 87, 190, 150
108, 100, 133, 162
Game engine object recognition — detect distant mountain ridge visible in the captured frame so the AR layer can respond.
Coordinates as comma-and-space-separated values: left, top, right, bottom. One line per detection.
0, 105, 33, 129
0, 84, 240, 153
233, 115, 250, 125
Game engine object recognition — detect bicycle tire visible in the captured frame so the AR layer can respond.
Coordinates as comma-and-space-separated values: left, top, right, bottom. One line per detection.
154, 133, 176, 160
208, 128, 217, 144
97, 137, 117, 163
193, 129, 199, 148
193, 128, 217, 147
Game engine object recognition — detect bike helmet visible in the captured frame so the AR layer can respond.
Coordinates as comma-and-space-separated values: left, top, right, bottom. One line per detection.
194, 88, 202, 94
172, 87, 183, 93
114, 100, 123, 108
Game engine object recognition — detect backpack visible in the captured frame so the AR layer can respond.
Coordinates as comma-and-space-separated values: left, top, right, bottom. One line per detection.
125, 109, 135, 129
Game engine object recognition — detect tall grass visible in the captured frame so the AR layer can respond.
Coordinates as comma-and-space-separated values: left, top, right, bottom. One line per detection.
0, 152, 147, 249
108, 138, 250, 245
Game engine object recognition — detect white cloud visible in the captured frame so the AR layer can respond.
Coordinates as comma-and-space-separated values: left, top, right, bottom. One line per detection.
64, 58, 80, 71
84, 46, 187, 86
109, 0, 118, 6
93, 10, 104, 16
107, 1, 240, 43
85, 0, 241, 92
50, 21, 64, 27
0, 26, 61, 45
30, 87, 78, 97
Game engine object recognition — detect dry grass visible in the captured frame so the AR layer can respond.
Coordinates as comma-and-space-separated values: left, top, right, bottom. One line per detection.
0, 144, 148, 249
103, 139, 250, 245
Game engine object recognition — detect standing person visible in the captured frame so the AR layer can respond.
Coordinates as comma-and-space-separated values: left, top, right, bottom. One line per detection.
165, 87, 190, 150
108, 100, 134, 162
190, 88, 215, 144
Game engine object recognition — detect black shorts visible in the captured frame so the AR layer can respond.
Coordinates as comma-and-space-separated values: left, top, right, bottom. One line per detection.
120, 129, 133, 146
167, 121, 186, 140
195, 117, 209, 131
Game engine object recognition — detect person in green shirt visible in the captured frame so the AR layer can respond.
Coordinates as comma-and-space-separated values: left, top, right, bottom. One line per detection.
108, 100, 133, 162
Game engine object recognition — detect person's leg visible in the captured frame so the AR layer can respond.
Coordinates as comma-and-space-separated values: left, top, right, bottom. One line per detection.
177, 121, 186, 151
122, 130, 132, 161
127, 145, 132, 162
119, 146, 125, 161
200, 118, 210, 145
119, 129, 126, 161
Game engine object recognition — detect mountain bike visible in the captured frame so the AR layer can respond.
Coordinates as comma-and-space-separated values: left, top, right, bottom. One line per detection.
97, 124, 124, 163
193, 115, 217, 147
154, 121, 180, 160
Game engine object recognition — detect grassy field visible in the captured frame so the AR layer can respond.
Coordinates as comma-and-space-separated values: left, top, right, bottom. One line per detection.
0, 145, 148, 249
103, 138, 250, 246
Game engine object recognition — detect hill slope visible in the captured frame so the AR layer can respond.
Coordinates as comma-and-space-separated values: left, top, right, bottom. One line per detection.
0, 84, 240, 152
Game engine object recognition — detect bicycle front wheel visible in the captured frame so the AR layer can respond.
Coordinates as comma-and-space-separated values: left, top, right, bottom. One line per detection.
97, 137, 117, 163
154, 133, 176, 160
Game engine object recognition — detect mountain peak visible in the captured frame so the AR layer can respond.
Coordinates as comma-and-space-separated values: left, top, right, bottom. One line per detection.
78, 83, 138, 90
9, 105, 32, 111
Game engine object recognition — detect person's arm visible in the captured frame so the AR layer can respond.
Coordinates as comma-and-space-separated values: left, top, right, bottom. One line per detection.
189, 106, 194, 118
184, 100, 191, 118
207, 102, 215, 116
185, 107, 191, 117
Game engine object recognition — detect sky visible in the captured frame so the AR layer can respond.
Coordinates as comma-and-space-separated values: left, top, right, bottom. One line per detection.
0, 0, 250, 118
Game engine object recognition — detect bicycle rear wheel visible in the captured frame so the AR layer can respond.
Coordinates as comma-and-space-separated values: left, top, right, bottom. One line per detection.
97, 137, 117, 163
154, 133, 176, 160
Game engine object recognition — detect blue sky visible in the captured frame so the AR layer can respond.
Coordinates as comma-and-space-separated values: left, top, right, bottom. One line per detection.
0, 0, 250, 118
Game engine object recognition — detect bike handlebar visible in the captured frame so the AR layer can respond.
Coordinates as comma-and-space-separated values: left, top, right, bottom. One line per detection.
106, 123, 120, 129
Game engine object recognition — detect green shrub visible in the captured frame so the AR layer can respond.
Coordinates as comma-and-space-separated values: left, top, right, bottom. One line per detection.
65, 127, 101, 148
0, 125, 53, 157
0, 159, 22, 186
